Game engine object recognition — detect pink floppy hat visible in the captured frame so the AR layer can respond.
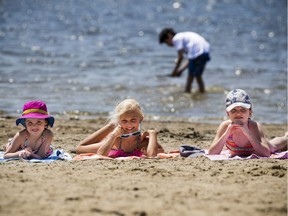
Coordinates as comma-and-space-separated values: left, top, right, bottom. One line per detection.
16, 101, 55, 127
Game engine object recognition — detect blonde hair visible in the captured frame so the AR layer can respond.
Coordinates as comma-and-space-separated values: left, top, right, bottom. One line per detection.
109, 99, 144, 125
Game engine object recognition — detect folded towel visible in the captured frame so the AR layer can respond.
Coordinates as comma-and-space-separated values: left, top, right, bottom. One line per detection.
179, 145, 205, 158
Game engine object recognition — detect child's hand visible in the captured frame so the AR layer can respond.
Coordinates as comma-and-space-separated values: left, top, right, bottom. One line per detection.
141, 131, 149, 140
147, 129, 157, 135
232, 120, 244, 126
141, 129, 157, 140
229, 121, 250, 135
171, 72, 181, 77
112, 124, 123, 137
238, 122, 250, 134
176, 69, 184, 77
227, 121, 242, 133
18, 147, 32, 159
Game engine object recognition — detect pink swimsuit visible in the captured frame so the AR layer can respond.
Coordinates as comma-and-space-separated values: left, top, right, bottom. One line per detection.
108, 148, 143, 158
108, 136, 143, 158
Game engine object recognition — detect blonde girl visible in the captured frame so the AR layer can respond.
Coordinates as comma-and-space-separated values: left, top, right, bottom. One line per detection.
76, 99, 164, 158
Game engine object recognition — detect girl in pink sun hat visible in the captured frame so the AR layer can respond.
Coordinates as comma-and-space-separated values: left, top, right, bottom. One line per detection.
4, 101, 55, 159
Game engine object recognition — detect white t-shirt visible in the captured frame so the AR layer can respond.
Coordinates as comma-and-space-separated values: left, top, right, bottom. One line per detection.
172, 32, 210, 59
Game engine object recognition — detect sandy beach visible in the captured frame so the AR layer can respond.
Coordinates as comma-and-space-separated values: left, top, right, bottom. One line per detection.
0, 117, 287, 216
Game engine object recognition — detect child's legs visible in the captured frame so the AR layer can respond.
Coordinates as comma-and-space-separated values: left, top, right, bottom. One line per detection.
196, 75, 205, 93
268, 132, 288, 153
188, 54, 207, 93
185, 75, 194, 93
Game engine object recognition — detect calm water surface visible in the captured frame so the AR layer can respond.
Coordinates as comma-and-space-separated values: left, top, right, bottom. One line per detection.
0, 0, 286, 124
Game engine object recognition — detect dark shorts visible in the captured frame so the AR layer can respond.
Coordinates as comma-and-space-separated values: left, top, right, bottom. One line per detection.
188, 53, 210, 77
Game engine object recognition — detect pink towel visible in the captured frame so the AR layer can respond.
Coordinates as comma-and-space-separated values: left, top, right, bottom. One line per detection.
204, 150, 288, 161
73, 150, 287, 161
73, 153, 145, 160
73, 152, 180, 161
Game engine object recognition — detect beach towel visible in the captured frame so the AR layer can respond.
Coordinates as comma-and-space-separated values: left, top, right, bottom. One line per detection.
178, 145, 287, 160
204, 149, 288, 161
0, 149, 72, 163
72, 147, 288, 161
73, 153, 143, 161
73, 152, 180, 161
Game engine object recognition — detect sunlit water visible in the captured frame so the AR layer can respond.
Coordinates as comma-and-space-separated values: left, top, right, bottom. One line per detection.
0, 0, 286, 124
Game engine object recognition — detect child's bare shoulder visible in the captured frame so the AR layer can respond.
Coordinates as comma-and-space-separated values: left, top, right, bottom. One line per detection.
18, 129, 27, 137
219, 120, 231, 128
43, 128, 54, 137
248, 119, 260, 127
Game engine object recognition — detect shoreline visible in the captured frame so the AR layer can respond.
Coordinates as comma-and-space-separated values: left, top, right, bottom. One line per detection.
1, 108, 286, 125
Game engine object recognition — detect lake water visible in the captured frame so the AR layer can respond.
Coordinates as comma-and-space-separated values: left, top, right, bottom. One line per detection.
0, 0, 286, 124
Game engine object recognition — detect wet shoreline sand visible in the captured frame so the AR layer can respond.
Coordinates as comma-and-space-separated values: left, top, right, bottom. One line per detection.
0, 118, 287, 216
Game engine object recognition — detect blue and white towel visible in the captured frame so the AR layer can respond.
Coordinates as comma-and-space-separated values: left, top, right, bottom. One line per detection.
0, 149, 72, 163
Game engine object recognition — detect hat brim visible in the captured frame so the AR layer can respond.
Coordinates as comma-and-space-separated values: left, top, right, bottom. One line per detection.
226, 102, 251, 112
16, 114, 54, 127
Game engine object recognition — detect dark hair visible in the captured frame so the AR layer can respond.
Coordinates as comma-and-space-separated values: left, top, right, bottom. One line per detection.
159, 28, 176, 44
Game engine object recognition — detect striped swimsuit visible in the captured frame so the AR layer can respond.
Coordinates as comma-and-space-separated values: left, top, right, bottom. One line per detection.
226, 134, 254, 155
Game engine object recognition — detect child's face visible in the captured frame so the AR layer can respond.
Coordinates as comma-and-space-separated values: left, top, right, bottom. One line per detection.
25, 118, 47, 135
118, 112, 142, 133
164, 34, 174, 47
227, 106, 251, 124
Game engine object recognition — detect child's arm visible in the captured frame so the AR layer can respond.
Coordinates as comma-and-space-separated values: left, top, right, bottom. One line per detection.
76, 123, 115, 153
240, 121, 270, 157
146, 130, 159, 157
208, 121, 231, 155
171, 50, 184, 76
4, 132, 32, 159
268, 132, 288, 153
176, 60, 189, 76
32, 129, 54, 159
97, 125, 122, 156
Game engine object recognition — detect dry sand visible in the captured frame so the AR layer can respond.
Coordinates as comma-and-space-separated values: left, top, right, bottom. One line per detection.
0, 117, 287, 216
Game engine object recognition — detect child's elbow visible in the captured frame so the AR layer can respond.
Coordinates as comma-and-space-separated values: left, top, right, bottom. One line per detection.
147, 149, 158, 158
262, 150, 271, 157
207, 148, 217, 155
257, 149, 271, 157
75, 145, 83, 154
207, 150, 214, 155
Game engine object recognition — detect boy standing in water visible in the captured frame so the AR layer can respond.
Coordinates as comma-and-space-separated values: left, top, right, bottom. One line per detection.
159, 28, 210, 93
